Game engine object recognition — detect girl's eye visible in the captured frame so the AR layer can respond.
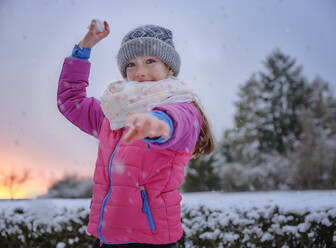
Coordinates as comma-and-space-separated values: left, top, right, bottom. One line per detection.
126, 63, 135, 68
146, 59, 156, 64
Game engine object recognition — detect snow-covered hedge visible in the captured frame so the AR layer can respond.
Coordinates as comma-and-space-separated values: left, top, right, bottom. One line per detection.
0, 199, 94, 247
1, 191, 336, 247
181, 204, 336, 248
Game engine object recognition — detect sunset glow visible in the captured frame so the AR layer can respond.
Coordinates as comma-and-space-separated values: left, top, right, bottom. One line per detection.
0, 185, 28, 199
0, 144, 92, 199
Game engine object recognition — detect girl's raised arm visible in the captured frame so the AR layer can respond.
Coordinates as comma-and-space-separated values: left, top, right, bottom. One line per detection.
57, 57, 105, 138
57, 20, 110, 138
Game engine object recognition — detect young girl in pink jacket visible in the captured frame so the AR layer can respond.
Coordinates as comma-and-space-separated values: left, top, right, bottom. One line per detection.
57, 20, 215, 248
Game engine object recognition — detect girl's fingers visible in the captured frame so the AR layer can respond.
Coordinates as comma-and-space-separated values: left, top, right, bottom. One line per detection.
123, 124, 137, 143
89, 19, 96, 32
104, 21, 110, 31
123, 113, 170, 143
124, 115, 140, 144
159, 122, 170, 138
124, 129, 136, 144
148, 117, 159, 137
97, 26, 110, 39
125, 115, 137, 129
134, 116, 145, 130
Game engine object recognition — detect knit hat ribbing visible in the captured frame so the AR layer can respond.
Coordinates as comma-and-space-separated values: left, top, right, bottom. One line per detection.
117, 25, 181, 79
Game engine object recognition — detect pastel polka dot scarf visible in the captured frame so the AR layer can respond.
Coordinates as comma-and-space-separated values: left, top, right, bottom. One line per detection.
100, 77, 198, 130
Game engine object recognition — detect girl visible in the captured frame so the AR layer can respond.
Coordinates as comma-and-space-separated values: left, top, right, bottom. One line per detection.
57, 20, 215, 248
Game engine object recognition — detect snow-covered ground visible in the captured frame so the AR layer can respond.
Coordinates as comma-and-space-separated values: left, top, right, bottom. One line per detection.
181, 190, 336, 212
1, 190, 335, 220
1, 190, 336, 210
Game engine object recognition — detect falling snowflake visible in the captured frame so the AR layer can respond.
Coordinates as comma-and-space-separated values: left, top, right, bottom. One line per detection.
59, 104, 65, 111
128, 198, 134, 205
114, 161, 125, 174
142, 172, 147, 179
193, 119, 199, 128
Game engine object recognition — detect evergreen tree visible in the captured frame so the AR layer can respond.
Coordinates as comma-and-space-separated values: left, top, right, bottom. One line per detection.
219, 49, 336, 191
182, 153, 221, 192
293, 76, 336, 189
222, 49, 310, 161
257, 50, 309, 153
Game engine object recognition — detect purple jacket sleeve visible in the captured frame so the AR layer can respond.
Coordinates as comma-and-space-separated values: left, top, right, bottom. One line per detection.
150, 102, 202, 152
57, 57, 105, 138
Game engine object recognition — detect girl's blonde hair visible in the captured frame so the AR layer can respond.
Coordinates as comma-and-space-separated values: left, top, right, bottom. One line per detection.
165, 68, 216, 159
191, 100, 216, 159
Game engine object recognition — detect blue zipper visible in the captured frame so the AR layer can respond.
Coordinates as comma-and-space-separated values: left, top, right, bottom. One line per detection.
97, 128, 136, 245
140, 186, 156, 231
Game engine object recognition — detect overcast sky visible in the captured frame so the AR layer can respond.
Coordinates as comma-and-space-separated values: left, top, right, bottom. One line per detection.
0, 0, 335, 198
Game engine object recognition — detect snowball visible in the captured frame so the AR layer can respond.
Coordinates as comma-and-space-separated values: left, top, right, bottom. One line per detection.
94, 19, 105, 32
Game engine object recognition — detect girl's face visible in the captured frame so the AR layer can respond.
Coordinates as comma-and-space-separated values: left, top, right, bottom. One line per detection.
126, 56, 172, 82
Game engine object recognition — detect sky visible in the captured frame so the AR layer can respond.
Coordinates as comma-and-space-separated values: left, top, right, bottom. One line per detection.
0, 0, 335, 198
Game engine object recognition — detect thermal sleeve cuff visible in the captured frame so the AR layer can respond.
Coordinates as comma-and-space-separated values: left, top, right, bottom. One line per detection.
70, 44, 91, 61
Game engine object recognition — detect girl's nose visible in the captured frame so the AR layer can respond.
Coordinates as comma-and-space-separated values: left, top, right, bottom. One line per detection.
135, 67, 146, 79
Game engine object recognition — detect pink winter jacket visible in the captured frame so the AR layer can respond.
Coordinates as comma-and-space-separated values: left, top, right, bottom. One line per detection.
57, 58, 202, 245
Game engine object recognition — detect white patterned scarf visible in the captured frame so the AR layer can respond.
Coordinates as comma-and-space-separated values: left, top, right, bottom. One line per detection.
100, 77, 199, 130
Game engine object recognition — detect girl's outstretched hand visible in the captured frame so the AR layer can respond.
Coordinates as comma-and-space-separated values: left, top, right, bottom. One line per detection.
78, 19, 110, 48
123, 113, 170, 145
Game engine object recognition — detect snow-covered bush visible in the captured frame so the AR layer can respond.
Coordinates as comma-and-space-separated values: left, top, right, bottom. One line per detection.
40, 175, 93, 199
181, 204, 336, 248
220, 152, 296, 191
0, 193, 335, 247
0, 199, 94, 247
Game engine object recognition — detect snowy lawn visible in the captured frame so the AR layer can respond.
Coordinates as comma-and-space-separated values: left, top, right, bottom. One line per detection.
1, 190, 336, 247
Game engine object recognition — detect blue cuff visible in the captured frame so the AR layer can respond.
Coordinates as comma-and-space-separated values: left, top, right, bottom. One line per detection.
70, 44, 91, 61
143, 111, 174, 144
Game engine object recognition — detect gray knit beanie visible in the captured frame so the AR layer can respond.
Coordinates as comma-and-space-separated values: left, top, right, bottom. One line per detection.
117, 24, 181, 79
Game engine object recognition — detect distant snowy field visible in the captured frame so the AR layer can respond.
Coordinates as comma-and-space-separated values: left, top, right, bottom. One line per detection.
1, 190, 336, 217
182, 190, 336, 211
